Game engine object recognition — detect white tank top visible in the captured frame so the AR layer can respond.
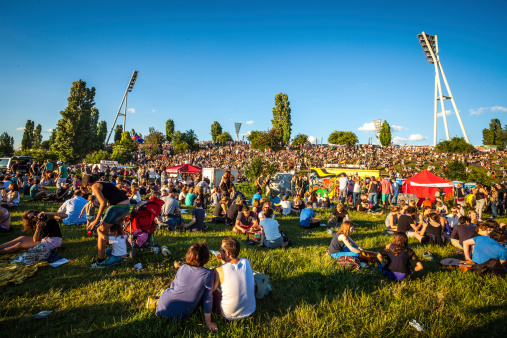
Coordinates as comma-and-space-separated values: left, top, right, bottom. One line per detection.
220, 258, 256, 320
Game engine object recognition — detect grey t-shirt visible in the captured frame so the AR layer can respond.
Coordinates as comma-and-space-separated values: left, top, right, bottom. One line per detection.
161, 196, 179, 221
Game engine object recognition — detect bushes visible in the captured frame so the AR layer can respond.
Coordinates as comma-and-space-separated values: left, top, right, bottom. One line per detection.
436, 137, 475, 153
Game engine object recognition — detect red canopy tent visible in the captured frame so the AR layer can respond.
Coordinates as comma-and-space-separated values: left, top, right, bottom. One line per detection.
166, 164, 202, 174
402, 169, 453, 202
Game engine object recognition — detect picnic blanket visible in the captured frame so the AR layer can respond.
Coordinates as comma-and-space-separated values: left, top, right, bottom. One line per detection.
0, 253, 48, 286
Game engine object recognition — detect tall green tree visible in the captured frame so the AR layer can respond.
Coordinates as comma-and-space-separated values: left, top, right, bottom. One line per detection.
21, 120, 35, 150
211, 121, 223, 143
51, 80, 99, 160
482, 118, 506, 149
0, 132, 14, 156
33, 124, 43, 149
328, 131, 359, 145
271, 93, 292, 144
97, 120, 107, 149
165, 119, 175, 143
217, 132, 233, 143
436, 137, 475, 153
111, 132, 135, 164
114, 125, 123, 143
292, 133, 309, 147
89, 107, 99, 150
379, 121, 392, 146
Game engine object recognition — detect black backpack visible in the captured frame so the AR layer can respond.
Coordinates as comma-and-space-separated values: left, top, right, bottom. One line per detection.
470, 259, 507, 277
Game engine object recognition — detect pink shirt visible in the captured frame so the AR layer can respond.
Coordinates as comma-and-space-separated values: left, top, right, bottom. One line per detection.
380, 179, 393, 194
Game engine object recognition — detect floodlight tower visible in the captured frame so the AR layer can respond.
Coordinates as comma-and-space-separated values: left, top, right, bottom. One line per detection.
417, 32, 469, 146
373, 119, 382, 145
106, 70, 139, 144
234, 122, 242, 141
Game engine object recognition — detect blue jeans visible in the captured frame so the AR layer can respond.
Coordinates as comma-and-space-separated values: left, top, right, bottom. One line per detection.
368, 193, 378, 211
352, 192, 360, 207
491, 202, 498, 218
105, 248, 125, 266
330, 246, 360, 259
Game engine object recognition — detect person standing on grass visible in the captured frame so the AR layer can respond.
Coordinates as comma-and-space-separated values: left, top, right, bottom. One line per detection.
55, 161, 68, 188
213, 237, 256, 321
380, 177, 393, 211
367, 177, 379, 212
300, 202, 321, 229
472, 183, 488, 221
377, 232, 423, 281
338, 173, 349, 205
82, 175, 130, 268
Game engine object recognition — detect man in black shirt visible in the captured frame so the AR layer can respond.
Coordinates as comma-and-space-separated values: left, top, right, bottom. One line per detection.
395, 206, 420, 236
496, 183, 506, 215
226, 199, 244, 225
449, 216, 475, 249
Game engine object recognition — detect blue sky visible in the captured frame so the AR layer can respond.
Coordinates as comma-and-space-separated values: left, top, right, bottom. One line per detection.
1, 0, 506, 148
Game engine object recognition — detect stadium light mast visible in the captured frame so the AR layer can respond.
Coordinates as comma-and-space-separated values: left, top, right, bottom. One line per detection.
373, 119, 382, 145
106, 70, 139, 144
417, 32, 469, 146
234, 122, 242, 142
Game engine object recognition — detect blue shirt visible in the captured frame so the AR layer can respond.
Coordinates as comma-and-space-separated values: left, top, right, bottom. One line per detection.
252, 193, 262, 202
156, 264, 214, 319
300, 208, 315, 227
472, 236, 507, 264
58, 196, 88, 225
270, 196, 280, 205
392, 182, 399, 196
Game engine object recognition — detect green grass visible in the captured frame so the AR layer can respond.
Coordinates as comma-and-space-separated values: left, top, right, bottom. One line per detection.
1, 197, 507, 337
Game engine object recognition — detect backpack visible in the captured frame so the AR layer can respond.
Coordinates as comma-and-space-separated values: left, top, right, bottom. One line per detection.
470, 259, 507, 277
336, 255, 361, 270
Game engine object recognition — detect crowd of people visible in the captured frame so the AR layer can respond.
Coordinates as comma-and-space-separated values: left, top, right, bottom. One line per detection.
1, 142, 507, 331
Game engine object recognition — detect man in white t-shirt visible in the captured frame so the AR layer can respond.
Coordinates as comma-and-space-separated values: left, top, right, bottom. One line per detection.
446, 207, 460, 229
338, 173, 349, 204
214, 237, 256, 320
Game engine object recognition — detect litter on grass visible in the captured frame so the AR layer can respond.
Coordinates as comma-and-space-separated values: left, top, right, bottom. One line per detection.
34, 311, 52, 319
409, 319, 424, 332
49, 258, 69, 267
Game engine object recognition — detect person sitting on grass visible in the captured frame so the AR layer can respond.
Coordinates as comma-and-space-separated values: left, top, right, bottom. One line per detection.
280, 195, 299, 215
234, 205, 261, 234
58, 189, 88, 225
104, 223, 127, 266
449, 216, 474, 249
385, 206, 400, 232
436, 201, 448, 216
258, 202, 274, 221
183, 199, 206, 232
463, 222, 507, 265
393, 206, 420, 237
259, 207, 286, 248
0, 210, 66, 254
212, 196, 229, 224
300, 202, 321, 229
421, 197, 433, 209
327, 221, 363, 259
153, 243, 217, 332
29, 179, 47, 199
0, 206, 11, 232
213, 237, 256, 321
467, 210, 479, 226
185, 187, 196, 206
377, 232, 423, 281
357, 194, 371, 213
413, 211, 445, 245
327, 203, 349, 227
1, 183, 20, 208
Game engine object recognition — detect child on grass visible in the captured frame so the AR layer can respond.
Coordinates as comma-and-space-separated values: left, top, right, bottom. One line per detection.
327, 221, 363, 259
377, 232, 423, 281
105, 223, 128, 266
79, 195, 97, 230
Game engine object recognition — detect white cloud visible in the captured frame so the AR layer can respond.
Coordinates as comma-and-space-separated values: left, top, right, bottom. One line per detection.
127, 108, 136, 114
43, 128, 53, 133
242, 131, 252, 137
245, 120, 255, 125
358, 122, 376, 132
409, 134, 428, 141
391, 125, 403, 132
151, 109, 157, 113
308, 136, 317, 143
470, 106, 507, 116
16, 127, 25, 130
392, 136, 407, 144
437, 110, 453, 117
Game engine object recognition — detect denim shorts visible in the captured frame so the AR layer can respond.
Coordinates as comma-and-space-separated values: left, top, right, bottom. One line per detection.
105, 248, 125, 265
103, 205, 131, 224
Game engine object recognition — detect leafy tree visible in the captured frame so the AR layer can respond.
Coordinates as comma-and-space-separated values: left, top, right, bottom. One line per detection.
111, 132, 135, 164
244, 156, 264, 181
271, 93, 292, 144
114, 125, 123, 143
41, 140, 51, 150
468, 168, 494, 187
0, 132, 14, 156
250, 129, 282, 151
165, 119, 175, 143
33, 124, 43, 149
89, 107, 99, 150
84, 150, 109, 164
181, 129, 198, 149
292, 133, 309, 147
211, 121, 223, 143
247, 131, 263, 143
435, 137, 475, 153
482, 118, 506, 150
97, 120, 107, 149
217, 131, 233, 143
328, 131, 359, 145
21, 120, 35, 150
444, 159, 467, 181
51, 80, 100, 160
142, 128, 166, 156
379, 121, 392, 146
